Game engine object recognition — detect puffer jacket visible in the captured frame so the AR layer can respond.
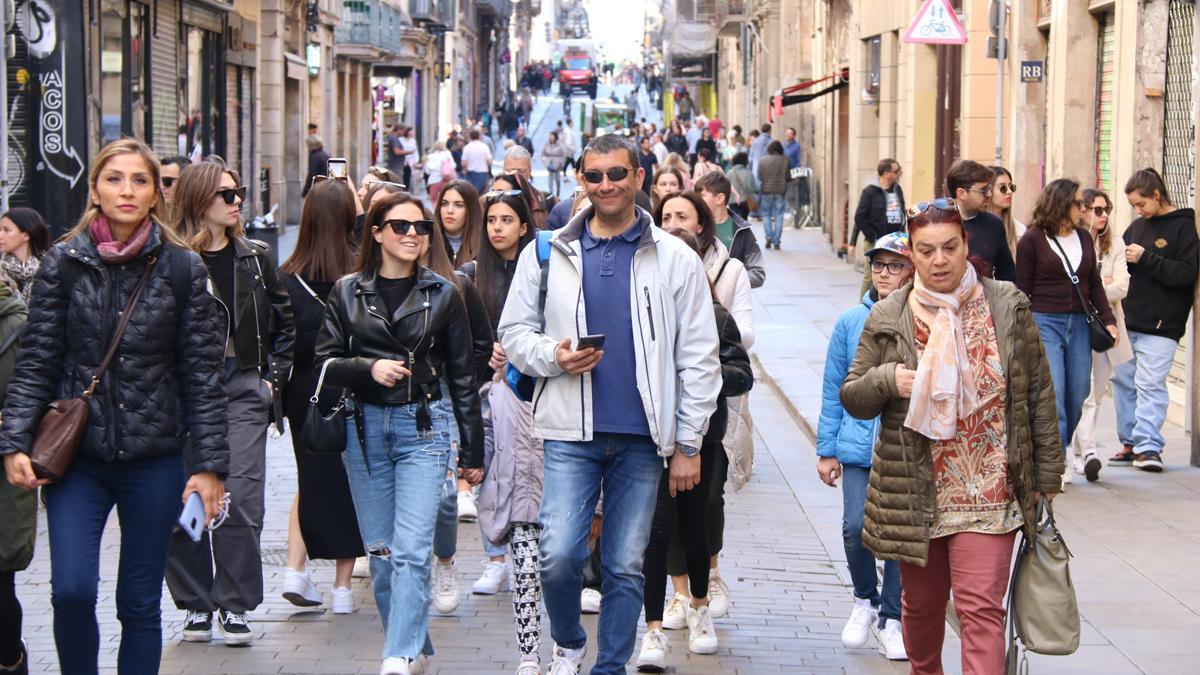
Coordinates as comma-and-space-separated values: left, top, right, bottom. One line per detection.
477, 381, 542, 546
703, 239, 754, 349
0, 226, 229, 476
0, 285, 33, 572
314, 266, 484, 468
816, 290, 878, 467
839, 278, 1064, 566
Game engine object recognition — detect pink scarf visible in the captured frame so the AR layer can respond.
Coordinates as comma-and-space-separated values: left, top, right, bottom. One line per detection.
89, 215, 153, 264
903, 264, 982, 440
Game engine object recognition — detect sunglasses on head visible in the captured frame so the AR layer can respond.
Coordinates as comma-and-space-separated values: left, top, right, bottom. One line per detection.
483, 189, 523, 201
1092, 205, 1112, 217
214, 186, 247, 205
380, 219, 434, 236
906, 198, 958, 219
996, 183, 1016, 195
581, 167, 632, 184
162, 177, 178, 188
370, 180, 408, 192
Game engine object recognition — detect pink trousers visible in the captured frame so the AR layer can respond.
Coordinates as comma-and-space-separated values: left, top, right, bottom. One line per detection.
899, 530, 1017, 675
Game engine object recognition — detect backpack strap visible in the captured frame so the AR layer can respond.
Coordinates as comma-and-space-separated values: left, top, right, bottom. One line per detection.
535, 229, 553, 327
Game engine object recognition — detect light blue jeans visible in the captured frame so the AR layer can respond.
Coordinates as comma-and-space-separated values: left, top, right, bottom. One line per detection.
1112, 331, 1178, 455
539, 434, 662, 675
841, 465, 901, 624
1034, 312, 1094, 447
760, 193, 786, 245
343, 401, 453, 660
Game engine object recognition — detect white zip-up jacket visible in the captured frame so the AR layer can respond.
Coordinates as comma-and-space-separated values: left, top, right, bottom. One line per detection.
498, 205, 721, 456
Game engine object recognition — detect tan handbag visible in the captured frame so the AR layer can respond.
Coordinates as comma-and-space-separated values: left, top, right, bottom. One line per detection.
1006, 497, 1080, 674
29, 256, 159, 482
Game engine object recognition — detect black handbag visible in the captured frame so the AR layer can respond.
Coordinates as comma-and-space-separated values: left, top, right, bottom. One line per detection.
298, 359, 349, 455
1048, 235, 1115, 353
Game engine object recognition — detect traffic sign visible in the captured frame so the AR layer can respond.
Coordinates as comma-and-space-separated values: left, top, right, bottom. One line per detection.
903, 0, 968, 46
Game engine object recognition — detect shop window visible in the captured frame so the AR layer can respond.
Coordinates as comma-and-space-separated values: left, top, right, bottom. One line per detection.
863, 36, 881, 105
178, 25, 225, 160
99, 0, 151, 146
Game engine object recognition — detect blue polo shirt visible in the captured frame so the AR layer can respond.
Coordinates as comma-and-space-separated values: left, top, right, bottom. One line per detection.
784, 139, 803, 169
580, 217, 651, 438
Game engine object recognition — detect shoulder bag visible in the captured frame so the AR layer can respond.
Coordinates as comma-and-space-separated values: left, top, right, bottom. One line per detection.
1048, 234, 1115, 353
298, 359, 349, 455
30, 255, 159, 482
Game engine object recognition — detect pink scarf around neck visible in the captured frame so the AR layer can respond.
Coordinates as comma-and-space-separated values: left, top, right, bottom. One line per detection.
89, 215, 153, 264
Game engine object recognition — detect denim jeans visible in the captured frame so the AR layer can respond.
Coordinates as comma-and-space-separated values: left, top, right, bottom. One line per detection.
44, 455, 187, 675
342, 401, 453, 660
1112, 331, 1178, 454
1034, 312, 1094, 447
760, 193, 786, 245
841, 466, 901, 623
466, 171, 490, 194
539, 433, 662, 675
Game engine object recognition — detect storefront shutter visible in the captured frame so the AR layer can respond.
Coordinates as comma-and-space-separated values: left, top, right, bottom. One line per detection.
1163, 0, 1195, 410
150, 0, 180, 155
1094, 11, 1115, 195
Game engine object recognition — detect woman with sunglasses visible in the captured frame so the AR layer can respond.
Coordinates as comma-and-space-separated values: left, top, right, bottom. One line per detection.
315, 191, 483, 675
0, 139, 228, 673
435, 179, 483, 266
841, 199, 1065, 675
165, 159, 296, 646
1016, 179, 1118, 488
986, 166, 1026, 259
1069, 188, 1132, 482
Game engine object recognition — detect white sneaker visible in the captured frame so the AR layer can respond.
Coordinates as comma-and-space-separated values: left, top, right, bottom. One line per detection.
549, 642, 586, 675
662, 593, 688, 630
707, 574, 731, 618
353, 557, 371, 578
635, 629, 668, 672
380, 656, 411, 675
515, 658, 541, 675
432, 559, 460, 613
282, 568, 323, 608
841, 601, 878, 648
331, 586, 354, 614
876, 618, 908, 660
472, 560, 510, 595
580, 587, 601, 614
686, 605, 719, 655
457, 490, 478, 522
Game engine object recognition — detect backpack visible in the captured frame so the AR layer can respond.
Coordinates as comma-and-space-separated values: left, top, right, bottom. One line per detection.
504, 229, 554, 401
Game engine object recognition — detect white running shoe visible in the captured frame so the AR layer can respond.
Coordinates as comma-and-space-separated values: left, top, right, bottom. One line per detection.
353, 557, 371, 578
635, 629, 668, 672
432, 559, 460, 613
471, 560, 510, 595
331, 586, 354, 614
549, 642, 586, 675
380, 657, 410, 675
282, 568, 323, 608
707, 575, 731, 618
662, 593, 689, 630
686, 605, 718, 655
580, 587, 601, 614
515, 658, 541, 675
841, 601, 878, 648
457, 490, 478, 522
877, 618, 908, 660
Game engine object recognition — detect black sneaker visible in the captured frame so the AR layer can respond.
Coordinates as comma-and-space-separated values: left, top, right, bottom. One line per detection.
181, 610, 212, 642
1132, 451, 1164, 473
1082, 454, 1102, 482
0, 637, 27, 675
216, 608, 254, 646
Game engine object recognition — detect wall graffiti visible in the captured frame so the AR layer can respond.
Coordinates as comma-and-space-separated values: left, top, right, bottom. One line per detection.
14, 0, 56, 60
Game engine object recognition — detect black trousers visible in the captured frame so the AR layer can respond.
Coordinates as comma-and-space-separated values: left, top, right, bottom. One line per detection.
0, 571, 21, 666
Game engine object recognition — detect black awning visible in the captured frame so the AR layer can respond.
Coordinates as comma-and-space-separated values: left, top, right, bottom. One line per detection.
779, 78, 848, 106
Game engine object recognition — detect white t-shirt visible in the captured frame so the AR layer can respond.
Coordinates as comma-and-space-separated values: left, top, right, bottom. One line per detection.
884, 189, 902, 225
1047, 230, 1083, 274
399, 136, 419, 168
461, 141, 492, 173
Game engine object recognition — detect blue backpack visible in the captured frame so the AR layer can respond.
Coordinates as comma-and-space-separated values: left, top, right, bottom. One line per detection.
504, 230, 554, 401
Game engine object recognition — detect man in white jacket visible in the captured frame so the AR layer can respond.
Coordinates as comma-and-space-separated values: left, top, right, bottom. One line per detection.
498, 133, 721, 675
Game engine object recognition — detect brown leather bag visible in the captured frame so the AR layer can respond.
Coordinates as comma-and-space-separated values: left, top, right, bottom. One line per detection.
30, 255, 159, 482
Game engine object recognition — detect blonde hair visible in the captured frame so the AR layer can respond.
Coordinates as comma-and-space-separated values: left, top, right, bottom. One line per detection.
168, 159, 246, 252
61, 138, 185, 247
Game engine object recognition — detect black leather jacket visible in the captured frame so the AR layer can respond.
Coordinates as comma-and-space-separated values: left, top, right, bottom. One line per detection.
315, 267, 484, 468
215, 237, 295, 428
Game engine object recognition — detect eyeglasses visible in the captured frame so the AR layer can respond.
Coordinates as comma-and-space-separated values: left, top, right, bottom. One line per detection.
214, 186, 247, 205
995, 183, 1016, 195
483, 189, 523, 201
381, 219, 434, 236
906, 198, 958, 219
870, 260, 912, 275
162, 177, 178, 188
369, 180, 407, 192
1091, 205, 1112, 217
964, 185, 992, 195
581, 167, 632, 184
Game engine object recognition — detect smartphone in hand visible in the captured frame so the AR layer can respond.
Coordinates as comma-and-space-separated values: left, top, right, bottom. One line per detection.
179, 491, 206, 542
327, 157, 348, 179
576, 334, 606, 351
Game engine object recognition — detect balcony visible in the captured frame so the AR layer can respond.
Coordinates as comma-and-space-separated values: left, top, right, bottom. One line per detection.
411, 0, 455, 30
335, 0, 409, 58
474, 0, 510, 20
715, 0, 746, 36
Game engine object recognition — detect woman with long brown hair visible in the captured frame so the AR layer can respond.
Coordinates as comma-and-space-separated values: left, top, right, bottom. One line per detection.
434, 179, 483, 266
987, 166, 1025, 259
0, 139, 228, 673
165, 158, 295, 647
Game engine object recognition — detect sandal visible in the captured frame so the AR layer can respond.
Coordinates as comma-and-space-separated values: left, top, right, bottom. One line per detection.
1108, 445, 1135, 466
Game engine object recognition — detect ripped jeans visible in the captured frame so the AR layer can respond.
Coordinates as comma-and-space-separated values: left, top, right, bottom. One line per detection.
342, 401, 453, 661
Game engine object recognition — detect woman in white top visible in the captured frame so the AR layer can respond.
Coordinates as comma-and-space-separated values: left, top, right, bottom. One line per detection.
422, 140, 456, 206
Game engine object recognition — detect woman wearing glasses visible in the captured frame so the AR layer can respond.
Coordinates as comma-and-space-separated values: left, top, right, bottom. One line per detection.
165, 159, 296, 646
1016, 179, 1118, 488
1069, 189, 1132, 482
841, 199, 1064, 674
315, 191, 483, 675
986, 166, 1025, 259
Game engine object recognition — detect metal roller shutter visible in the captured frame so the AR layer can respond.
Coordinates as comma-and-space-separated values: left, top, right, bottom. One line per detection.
5, 30, 31, 206
150, 0, 179, 155
1094, 11, 1115, 195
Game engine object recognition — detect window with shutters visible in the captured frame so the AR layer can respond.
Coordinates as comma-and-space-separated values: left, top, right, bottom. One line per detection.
1094, 11, 1115, 195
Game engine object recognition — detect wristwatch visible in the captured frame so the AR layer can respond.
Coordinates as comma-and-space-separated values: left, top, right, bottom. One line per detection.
676, 443, 701, 458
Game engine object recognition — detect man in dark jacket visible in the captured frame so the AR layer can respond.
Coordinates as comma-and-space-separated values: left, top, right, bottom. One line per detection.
302, 136, 330, 198
695, 171, 766, 287
850, 158, 905, 293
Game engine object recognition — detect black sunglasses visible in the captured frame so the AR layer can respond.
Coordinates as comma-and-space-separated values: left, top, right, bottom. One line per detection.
483, 189, 523, 201
906, 198, 958, 219
214, 186, 247, 205
996, 183, 1016, 195
1092, 205, 1112, 217
581, 167, 632, 184
381, 219, 434, 236
162, 177, 178, 188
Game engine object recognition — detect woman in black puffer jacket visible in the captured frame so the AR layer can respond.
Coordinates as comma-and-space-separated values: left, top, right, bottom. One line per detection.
0, 139, 229, 675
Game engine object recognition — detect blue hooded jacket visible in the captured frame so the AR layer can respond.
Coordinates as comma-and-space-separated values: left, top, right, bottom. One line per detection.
817, 290, 880, 466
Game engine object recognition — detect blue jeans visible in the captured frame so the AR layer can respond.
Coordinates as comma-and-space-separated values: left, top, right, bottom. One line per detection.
760, 193, 786, 245
342, 401, 453, 660
1034, 312, 1094, 447
44, 455, 186, 675
539, 434, 662, 675
841, 466, 901, 623
1113, 331, 1178, 454
466, 171, 490, 194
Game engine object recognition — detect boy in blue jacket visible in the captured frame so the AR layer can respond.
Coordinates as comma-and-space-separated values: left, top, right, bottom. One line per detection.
816, 232, 912, 661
